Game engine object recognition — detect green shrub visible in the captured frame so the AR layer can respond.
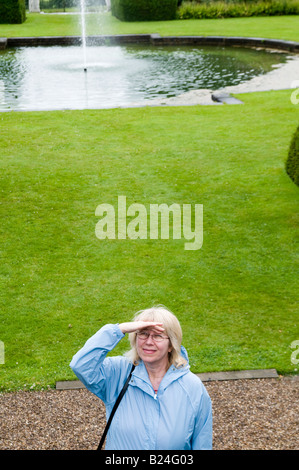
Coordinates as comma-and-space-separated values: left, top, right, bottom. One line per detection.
0, 0, 26, 24
177, 0, 299, 19
111, 0, 178, 21
286, 125, 299, 187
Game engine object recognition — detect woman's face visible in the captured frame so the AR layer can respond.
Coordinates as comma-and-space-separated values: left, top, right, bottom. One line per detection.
136, 328, 172, 368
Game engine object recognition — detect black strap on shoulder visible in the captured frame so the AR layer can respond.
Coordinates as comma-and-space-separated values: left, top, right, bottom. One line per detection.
97, 363, 135, 450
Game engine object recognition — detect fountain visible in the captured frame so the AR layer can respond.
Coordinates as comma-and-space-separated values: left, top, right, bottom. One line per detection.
0, 5, 294, 113
0, 42, 290, 111
79, 0, 87, 72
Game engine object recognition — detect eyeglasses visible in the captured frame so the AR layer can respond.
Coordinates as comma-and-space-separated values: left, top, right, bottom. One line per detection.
136, 331, 169, 342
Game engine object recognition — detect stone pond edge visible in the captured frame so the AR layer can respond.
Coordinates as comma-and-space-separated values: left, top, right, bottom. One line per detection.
0, 34, 298, 52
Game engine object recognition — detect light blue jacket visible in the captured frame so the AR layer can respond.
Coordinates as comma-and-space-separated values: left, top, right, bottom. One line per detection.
70, 323, 212, 450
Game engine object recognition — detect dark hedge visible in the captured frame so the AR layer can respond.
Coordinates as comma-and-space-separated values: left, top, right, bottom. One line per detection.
0, 0, 26, 24
286, 125, 299, 187
111, 0, 178, 21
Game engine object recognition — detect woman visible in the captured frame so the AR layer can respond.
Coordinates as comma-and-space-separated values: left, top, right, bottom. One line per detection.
70, 306, 212, 450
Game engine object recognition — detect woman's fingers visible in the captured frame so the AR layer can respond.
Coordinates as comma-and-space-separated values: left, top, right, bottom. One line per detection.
135, 321, 165, 333
119, 321, 164, 334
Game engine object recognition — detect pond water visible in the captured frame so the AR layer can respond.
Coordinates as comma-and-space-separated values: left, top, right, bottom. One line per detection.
0, 44, 288, 111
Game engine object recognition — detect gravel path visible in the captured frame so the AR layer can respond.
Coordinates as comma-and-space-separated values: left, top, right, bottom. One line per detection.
0, 376, 298, 450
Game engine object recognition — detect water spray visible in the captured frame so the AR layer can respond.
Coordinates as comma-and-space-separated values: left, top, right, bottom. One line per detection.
80, 0, 87, 72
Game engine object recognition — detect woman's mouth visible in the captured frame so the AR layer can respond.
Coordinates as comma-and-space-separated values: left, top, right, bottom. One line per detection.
142, 349, 156, 354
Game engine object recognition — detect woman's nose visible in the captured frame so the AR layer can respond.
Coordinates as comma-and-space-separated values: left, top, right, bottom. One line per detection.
145, 334, 155, 344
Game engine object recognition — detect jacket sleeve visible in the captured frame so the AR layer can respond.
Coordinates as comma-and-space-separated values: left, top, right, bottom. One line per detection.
191, 384, 213, 450
69, 323, 128, 403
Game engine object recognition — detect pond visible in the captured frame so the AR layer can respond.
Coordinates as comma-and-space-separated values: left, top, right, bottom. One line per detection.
0, 44, 288, 111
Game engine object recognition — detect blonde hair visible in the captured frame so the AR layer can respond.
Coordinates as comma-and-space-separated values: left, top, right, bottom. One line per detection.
125, 305, 187, 368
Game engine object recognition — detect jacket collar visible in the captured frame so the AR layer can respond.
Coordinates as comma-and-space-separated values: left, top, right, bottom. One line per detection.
130, 346, 190, 396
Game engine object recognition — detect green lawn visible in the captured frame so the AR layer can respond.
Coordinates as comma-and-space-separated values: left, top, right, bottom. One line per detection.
0, 11, 298, 391
0, 12, 299, 42
0, 89, 298, 391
